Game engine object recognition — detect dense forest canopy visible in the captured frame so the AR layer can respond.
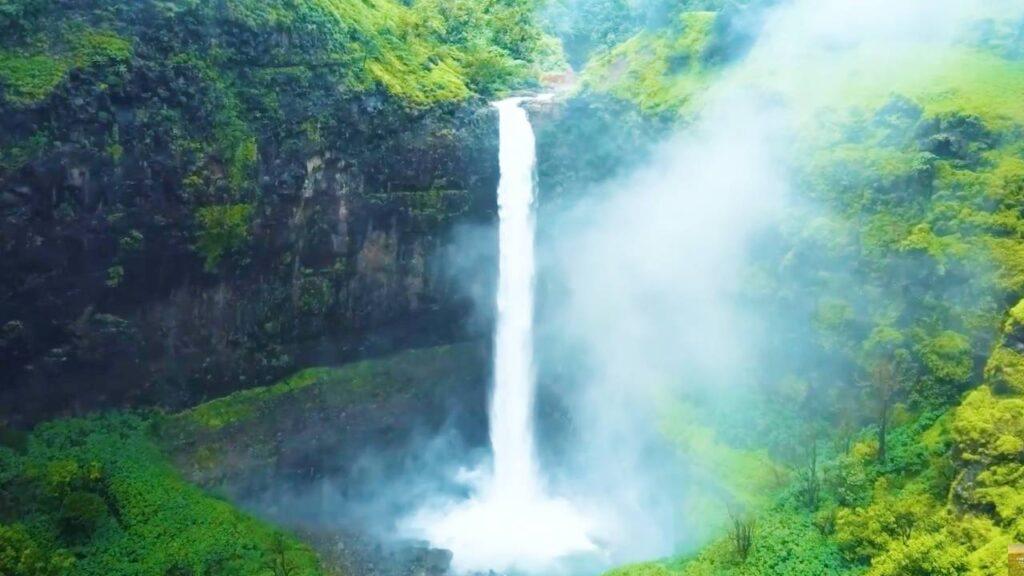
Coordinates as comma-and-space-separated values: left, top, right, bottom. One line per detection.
3, 0, 1024, 575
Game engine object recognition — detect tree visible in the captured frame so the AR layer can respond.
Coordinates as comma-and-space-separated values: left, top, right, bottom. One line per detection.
265, 533, 298, 576
860, 326, 916, 463
865, 352, 915, 463
0, 524, 73, 576
727, 506, 756, 562
799, 435, 821, 510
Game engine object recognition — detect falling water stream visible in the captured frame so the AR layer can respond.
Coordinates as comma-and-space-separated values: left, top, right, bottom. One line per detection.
490, 97, 543, 501
406, 97, 596, 574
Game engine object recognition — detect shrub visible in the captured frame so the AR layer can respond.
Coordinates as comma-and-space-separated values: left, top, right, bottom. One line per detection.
952, 386, 1024, 463
72, 30, 133, 68
0, 53, 67, 104
195, 203, 254, 271
3, 414, 325, 575
59, 491, 107, 536
728, 508, 756, 562
0, 524, 73, 576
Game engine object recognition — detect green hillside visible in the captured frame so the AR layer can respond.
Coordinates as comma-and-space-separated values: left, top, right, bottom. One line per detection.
574, 7, 1024, 576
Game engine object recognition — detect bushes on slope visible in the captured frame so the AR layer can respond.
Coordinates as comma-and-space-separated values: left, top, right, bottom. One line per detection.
0, 413, 326, 576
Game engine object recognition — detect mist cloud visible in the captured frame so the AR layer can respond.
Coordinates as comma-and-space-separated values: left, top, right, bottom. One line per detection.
527, 0, 1024, 566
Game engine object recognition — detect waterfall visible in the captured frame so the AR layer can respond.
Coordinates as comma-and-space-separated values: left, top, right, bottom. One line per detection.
405, 97, 596, 574
491, 97, 541, 500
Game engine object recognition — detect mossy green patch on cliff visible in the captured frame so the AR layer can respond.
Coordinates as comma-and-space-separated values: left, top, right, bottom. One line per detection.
0, 28, 131, 105
71, 29, 132, 68
0, 52, 67, 104
169, 343, 483, 435
157, 342, 485, 499
217, 0, 542, 103
195, 203, 254, 271
303, 0, 474, 103
0, 129, 47, 172
179, 367, 337, 431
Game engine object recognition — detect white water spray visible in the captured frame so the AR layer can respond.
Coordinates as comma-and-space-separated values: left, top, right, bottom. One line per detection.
405, 97, 595, 574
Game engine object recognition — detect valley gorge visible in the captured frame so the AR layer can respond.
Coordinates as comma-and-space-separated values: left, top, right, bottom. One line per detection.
4, 2, 1024, 576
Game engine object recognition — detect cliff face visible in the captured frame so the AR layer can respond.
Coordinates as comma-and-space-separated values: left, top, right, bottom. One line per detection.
1, 92, 499, 424
0, 1, 513, 424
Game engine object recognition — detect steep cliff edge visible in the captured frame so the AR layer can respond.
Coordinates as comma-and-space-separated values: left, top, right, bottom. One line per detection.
0, 0, 544, 423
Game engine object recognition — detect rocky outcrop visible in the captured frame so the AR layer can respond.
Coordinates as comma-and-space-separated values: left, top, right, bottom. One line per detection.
0, 0, 530, 425
0, 81, 499, 424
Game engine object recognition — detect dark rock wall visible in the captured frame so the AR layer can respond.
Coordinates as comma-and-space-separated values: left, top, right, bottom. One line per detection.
1, 88, 499, 424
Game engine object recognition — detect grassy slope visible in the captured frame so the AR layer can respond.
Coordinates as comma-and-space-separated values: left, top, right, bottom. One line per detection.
171, 343, 480, 433
579, 8, 1024, 576
161, 342, 485, 492
0, 344, 482, 576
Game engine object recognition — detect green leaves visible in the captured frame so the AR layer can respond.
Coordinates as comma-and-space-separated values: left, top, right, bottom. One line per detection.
953, 386, 1024, 463
0, 414, 326, 576
0, 53, 67, 104
0, 524, 74, 576
195, 203, 254, 271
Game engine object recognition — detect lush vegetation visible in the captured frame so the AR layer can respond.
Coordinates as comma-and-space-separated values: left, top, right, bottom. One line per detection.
0, 0, 528, 567
0, 0, 546, 195
0, 413, 327, 576
572, 5, 1024, 576
0, 342, 485, 575
0, 0, 550, 247
166, 343, 482, 436
541, 0, 748, 69
0, 0, 545, 109
195, 203, 254, 271
580, 10, 717, 113
4, 0, 1024, 574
